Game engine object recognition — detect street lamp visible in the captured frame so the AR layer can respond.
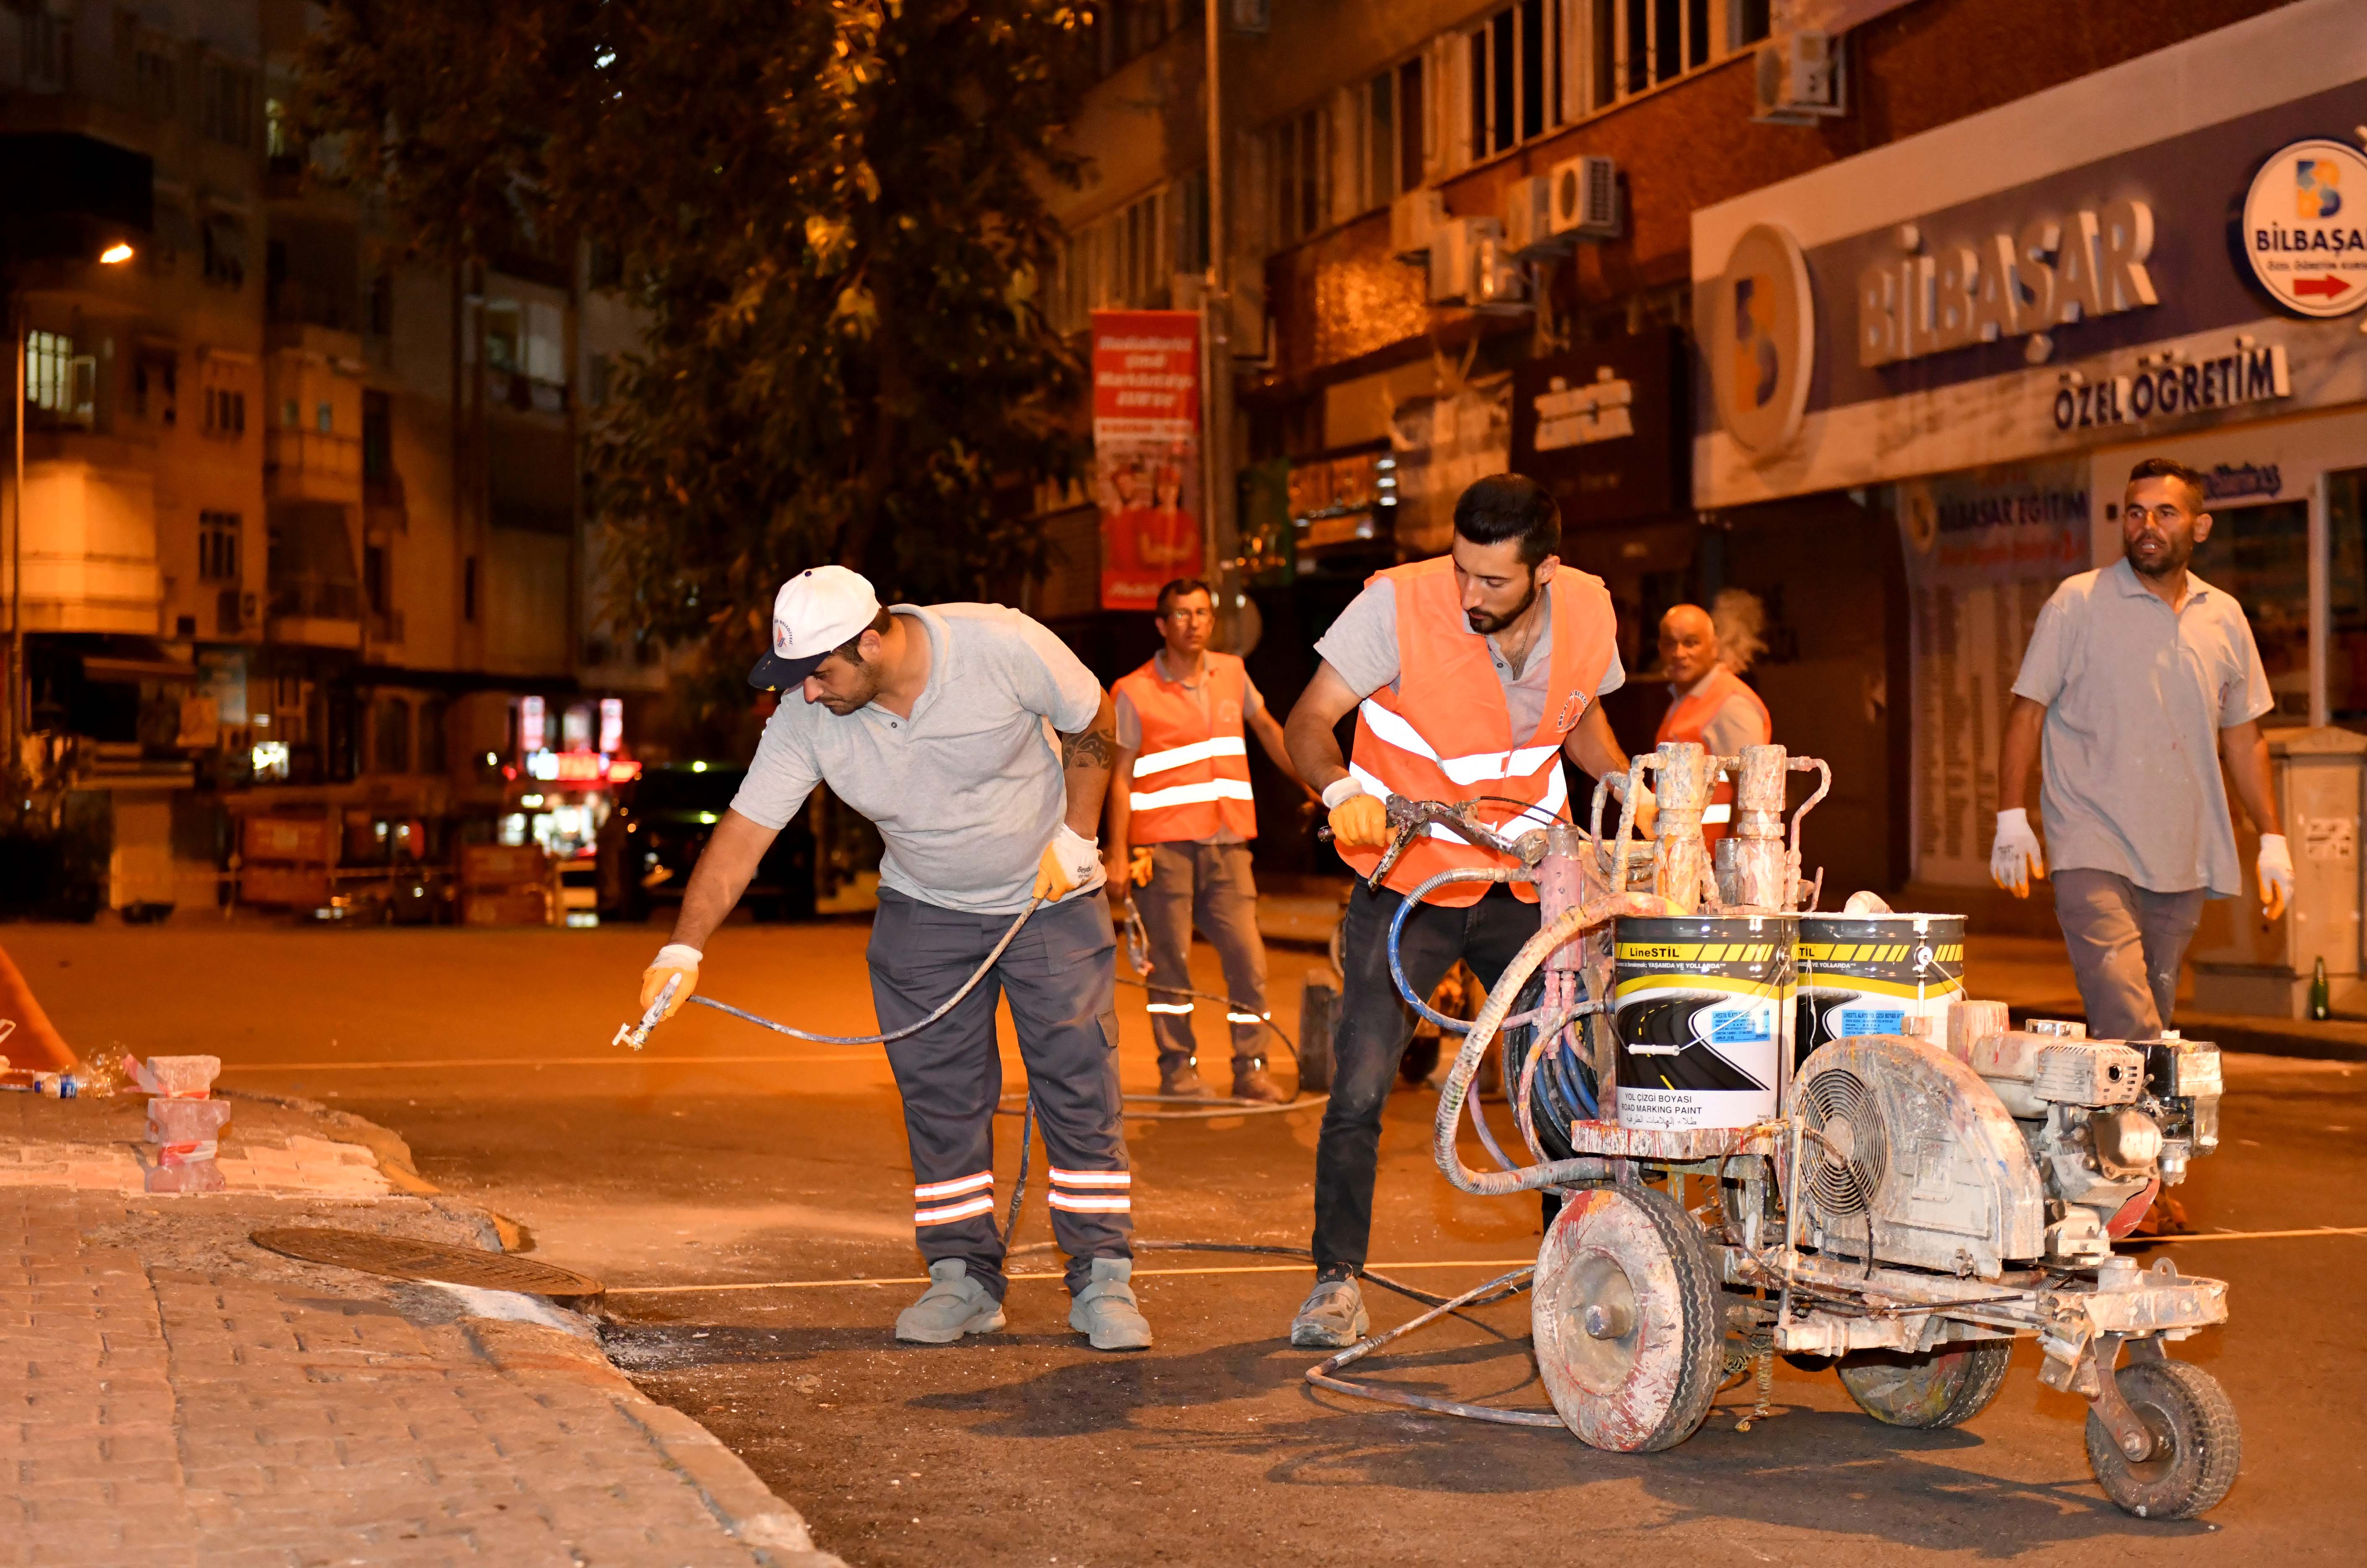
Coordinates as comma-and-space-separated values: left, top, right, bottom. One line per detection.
98, 243, 134, 265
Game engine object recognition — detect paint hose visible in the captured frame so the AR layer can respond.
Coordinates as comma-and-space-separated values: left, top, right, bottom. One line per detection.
1431, 891, 1677, 1197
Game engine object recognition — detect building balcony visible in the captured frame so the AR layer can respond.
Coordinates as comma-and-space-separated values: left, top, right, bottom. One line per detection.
367, 608, 406, 646
265, 428, 362, 503
266, 578, 362, 649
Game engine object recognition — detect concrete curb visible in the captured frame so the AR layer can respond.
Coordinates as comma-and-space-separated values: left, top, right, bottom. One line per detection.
624, 1401, 852, 1567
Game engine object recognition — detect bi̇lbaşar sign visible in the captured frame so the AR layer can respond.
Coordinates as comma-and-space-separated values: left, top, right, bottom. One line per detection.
1689, 1, 2367, 509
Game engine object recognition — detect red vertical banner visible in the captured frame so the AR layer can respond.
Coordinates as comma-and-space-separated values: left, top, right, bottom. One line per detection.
1091, 310, 1203, 611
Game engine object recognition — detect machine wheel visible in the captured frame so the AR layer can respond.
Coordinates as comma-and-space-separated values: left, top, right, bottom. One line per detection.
2086, 1359, 2242, 1520
1532, 1185, 1723, 1452
1296, 976, 1337, 1094
1837, 1340, 2014, 1429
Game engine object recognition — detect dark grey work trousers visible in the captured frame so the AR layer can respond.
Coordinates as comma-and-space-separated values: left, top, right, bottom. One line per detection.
1136, 842, 1272, 1073
1314, 881, 1542, 1275
867, 887, 1132, 1299
2052, 867, 2208, 1042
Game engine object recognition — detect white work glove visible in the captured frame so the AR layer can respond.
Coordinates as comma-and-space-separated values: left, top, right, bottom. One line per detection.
2257, 833, 2292, 922
1990, 809, 2044, 898
1035, 824, 1101, 902
640, 943, 701, 1021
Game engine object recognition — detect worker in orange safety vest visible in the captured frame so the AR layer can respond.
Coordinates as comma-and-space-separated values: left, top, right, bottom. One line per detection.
1653, 603, 1771, 847
1277, 474, 1653, 1350
1107, 579, 1315, 1103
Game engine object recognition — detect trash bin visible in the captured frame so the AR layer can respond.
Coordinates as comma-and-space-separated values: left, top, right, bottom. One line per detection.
2188, 725, 2367, 1018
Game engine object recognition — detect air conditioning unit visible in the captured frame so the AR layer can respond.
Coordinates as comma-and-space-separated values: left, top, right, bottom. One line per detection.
1754, 31, 1847, 123
1548, 155, 1622, 241
1427, 216, 1504, 305
1391, 189, 1448, 261
1472, 236, 1530, 312
1503, 175, 1570, 258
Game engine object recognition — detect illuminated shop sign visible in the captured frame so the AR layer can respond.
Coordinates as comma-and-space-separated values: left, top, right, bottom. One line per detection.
1859, 200, 2158, 368
2241, 139, 2367, 318
2048, 340, 2290, 434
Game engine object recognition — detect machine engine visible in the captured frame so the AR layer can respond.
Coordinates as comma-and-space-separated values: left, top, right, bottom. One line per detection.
1790, 1035, 2045, 1278
1959, 1018, 2223, 1263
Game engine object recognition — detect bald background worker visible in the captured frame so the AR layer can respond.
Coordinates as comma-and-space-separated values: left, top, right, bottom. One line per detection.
1654, 603, 1771, 842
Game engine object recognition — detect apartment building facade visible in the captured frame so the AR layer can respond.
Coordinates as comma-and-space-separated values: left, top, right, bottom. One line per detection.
1045, 0, 2330, 900
2, 0, 663, 914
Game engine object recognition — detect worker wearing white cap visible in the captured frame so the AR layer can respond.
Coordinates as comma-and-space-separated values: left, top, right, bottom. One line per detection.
638, 566, 1151, 1351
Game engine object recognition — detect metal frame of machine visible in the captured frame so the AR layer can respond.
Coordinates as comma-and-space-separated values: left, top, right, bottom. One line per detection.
1312, 739, 2241, 1522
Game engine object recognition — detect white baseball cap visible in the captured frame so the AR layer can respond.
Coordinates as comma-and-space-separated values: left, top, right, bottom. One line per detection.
747, 565, 883, 690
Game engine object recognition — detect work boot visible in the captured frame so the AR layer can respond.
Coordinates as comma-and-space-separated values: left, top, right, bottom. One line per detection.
893, 1260, 1006, 1345
1159, 1060, 1212, 1098
1230, 1065, 1288, 1104
1289, 1274, 1369, 1349
1068, 1257, 1153, 1351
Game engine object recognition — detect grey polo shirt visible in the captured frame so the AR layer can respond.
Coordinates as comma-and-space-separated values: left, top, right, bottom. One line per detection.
1313, 581, 1625, 735
2010, 558, 2273, 898
1667, 669, 1770, 757
730, 603, 1107, 914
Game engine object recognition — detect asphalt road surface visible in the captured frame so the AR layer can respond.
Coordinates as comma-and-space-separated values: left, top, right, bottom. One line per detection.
10, 914, 2366, 1566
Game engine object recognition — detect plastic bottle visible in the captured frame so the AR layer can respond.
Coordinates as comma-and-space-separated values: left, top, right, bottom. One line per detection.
2311, 955, 2331, 1021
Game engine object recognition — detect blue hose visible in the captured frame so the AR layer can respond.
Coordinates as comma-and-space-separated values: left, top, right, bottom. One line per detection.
1386, 867, 1521, 1031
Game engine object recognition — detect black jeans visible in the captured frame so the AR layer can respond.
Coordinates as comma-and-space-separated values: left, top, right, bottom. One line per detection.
1312, 880, 1542, 1275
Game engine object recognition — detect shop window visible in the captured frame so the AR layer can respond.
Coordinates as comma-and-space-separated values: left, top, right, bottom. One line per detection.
21, 9, 71, 91
24, 331, 94, 426
2330, 469, 2367, 724
201, 62, 255, 147
374, 698, 411, 775
202, 214, 246, 288
418, 697, 449, 774
203, 386, 246, 438
2191, 499, 2311, 725
134, 37, 180, 119
199, 512, 242, 583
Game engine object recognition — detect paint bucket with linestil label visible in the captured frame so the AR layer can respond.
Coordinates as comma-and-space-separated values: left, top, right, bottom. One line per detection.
1793, 913, 1966, 1068
1612, 914, 1795, 1131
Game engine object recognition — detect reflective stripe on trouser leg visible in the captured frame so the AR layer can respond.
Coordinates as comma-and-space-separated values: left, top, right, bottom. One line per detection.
867, 889, 1013, 1297
1135, 845, 1202, 1072
995, 892, 1133, 1295
1194, 843, 1272, 1069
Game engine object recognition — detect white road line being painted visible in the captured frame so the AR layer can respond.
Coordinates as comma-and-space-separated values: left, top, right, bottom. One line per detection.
606, 1259, 1542, 1295
215, 1054, 882, 1071
601, 1229, 2367, 1296
2133, 1225, 2367, 1243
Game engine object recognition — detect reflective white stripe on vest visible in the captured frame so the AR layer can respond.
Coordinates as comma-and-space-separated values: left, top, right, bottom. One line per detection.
1132, 735, 1248, 779
1702, 804, 1732, 824
1358, 700, 1561, 785
1130, 778, 1256, 812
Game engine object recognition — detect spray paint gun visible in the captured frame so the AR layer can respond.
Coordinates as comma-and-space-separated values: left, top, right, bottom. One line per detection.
611, 973, 681, 1052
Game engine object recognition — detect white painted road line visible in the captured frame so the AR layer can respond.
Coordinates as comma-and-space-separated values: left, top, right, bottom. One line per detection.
606, 1259, 1544, 1295
215, 1054, 883, 1071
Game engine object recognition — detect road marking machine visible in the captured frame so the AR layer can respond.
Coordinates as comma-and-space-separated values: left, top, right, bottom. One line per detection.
1314, 739, 2236, 1521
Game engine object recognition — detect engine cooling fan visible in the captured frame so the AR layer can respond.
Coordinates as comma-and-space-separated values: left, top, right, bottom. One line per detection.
1800, 1067, 1888, 1216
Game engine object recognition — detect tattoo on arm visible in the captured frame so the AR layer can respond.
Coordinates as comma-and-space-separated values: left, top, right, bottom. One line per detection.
1061, 724, 1114, 769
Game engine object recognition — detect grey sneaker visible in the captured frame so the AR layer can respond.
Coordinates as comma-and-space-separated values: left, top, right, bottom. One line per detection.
893, 1260, 1006, 1344
1289, 1276, 1369, 1349
1067, 1257, 1153, 1351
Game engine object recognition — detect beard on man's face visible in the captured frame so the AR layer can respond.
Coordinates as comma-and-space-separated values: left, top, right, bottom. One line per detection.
1465, 577, 1539, 636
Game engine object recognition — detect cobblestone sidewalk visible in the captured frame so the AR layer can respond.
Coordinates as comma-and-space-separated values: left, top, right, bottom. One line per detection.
1, 1093, 845, 1568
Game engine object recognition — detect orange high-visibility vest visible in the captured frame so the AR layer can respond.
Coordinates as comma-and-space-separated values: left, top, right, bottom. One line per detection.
1654, 666, 1771, 846
1339, 557, 1616, 906
1115, 652, 1258, 843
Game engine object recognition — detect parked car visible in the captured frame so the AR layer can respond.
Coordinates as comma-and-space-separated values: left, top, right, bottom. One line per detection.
595, 763, 815, 923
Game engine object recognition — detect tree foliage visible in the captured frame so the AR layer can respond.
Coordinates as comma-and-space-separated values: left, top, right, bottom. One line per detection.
299, 0, 1095, 704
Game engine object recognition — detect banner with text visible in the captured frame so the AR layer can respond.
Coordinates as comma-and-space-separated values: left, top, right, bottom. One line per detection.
1092, 310, 1203, 611
1897, 459, 2089, 886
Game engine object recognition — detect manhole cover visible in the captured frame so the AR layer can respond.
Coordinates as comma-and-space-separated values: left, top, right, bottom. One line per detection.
251, 1227, 603, 1298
